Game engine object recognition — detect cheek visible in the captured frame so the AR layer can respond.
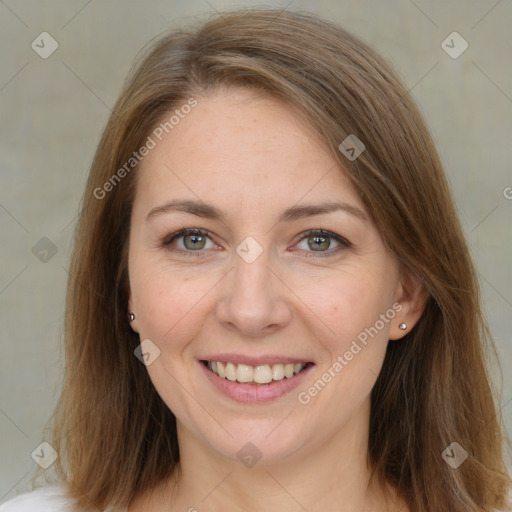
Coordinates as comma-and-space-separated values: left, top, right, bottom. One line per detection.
130, 255, 221, 346
294, 264, 395, 351
295, 269, 397, 417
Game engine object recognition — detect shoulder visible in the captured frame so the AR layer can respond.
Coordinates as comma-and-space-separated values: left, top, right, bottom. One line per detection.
0, 486, 126, 512
0, 486, 73, 511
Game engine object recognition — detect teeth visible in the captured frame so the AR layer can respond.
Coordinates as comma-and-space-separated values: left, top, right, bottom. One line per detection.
206, 360, 308, 384
225, 362, 237, 381
272, 364, 284, 380
237, 364, 254, 383
254, 365, 273, 384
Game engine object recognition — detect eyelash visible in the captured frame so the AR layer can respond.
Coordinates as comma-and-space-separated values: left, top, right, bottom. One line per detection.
161, 227, 352, 258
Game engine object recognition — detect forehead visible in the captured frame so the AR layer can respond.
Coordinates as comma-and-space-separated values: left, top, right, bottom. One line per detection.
134, 87, 365, 215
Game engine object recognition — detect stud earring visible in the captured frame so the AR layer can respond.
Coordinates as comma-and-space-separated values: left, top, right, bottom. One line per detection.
128, 312, 135, 322
399, 323, 407, 330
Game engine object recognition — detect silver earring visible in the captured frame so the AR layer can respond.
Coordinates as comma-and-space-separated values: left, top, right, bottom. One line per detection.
399, 323, 407, 330
128, 312, 135, 322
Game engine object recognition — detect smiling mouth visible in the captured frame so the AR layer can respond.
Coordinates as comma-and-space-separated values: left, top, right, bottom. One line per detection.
201, 360, 314, 385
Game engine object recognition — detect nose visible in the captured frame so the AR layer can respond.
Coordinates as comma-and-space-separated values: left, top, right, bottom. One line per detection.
215, 249, 292, 338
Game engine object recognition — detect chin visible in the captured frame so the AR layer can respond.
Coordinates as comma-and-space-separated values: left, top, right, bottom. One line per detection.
198, 420, 310, 467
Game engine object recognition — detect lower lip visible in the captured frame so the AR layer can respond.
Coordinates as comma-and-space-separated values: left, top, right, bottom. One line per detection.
199, 361, 315, 403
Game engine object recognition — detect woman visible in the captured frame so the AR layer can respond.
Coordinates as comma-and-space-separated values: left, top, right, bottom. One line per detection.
1, 7, 510, 512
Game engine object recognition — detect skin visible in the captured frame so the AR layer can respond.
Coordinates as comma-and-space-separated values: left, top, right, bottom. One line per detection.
126, 86, 425, 511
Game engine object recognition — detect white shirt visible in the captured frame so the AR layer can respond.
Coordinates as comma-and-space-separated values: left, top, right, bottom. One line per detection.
0, 486, 128, 512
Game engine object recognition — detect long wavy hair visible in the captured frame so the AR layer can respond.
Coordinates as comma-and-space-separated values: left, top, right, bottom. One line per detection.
33, 8, 511, 512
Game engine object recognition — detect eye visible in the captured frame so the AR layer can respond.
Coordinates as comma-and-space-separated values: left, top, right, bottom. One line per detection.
161, 227, 351, 257
293, 229, 351, 256
162, 228, 218, 254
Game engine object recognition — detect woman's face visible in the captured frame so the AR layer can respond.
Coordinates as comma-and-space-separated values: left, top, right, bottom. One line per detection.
127, 86, 408, 464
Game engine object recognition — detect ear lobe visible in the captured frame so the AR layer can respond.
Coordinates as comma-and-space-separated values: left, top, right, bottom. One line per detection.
389, 267, 428, 340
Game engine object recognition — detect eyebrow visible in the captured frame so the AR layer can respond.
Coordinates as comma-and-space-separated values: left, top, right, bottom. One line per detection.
145, 199, 369, 223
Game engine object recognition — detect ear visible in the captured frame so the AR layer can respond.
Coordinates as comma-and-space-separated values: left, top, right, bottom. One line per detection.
388, 266, 428, 340
126, 283, 139, 334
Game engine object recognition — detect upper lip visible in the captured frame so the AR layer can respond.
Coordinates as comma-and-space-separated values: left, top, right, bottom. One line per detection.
200, 353, 314, 366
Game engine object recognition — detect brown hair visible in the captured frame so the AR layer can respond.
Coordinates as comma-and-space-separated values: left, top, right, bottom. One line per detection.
33, 7, 511, 511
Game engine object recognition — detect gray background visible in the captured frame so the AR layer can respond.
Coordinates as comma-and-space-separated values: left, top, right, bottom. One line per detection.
1, 0, 511, 502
